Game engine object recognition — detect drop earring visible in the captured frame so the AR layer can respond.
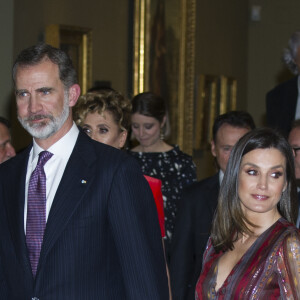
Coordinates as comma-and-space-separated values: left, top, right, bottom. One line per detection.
160, 128, 164, 140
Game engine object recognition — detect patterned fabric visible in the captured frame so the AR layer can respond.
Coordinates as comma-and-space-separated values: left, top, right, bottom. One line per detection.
26, 151, 53, 276
128, 145, 197, 243
195, 218, 300, 299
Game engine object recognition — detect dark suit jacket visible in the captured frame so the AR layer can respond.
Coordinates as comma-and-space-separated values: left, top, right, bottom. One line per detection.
266, 76, 298, 137
169, 173, 219, 300
0, 132, 169, 299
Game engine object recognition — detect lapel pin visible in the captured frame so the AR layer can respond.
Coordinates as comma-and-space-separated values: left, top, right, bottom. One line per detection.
81, 179, 87, 184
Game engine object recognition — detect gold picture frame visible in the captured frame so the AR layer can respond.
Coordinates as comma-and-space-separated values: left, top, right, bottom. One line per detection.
194, 74, 237, 150
45, 24, 92, 94
133, 0, 196, 155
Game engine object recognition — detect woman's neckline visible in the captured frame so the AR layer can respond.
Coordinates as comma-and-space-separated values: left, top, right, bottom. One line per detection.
130, 143, 175, 153
214, 217, 283, 293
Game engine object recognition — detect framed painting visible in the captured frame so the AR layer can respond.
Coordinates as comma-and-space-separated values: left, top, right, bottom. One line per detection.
194, 74, 237, 150
45, 24, 92, 94
133, 0, 196, 155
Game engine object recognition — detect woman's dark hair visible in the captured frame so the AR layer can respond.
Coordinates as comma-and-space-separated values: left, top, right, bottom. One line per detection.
131, 92, 170, 136
211, 128, 298, 253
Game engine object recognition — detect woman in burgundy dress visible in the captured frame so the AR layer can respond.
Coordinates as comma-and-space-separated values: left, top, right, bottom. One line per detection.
196, 128, 300, 299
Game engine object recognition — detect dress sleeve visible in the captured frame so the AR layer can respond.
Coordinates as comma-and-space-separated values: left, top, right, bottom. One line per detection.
277, 229, 300, 299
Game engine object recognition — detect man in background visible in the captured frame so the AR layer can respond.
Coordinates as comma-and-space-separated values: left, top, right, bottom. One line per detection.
0, 116, 16, 163
169, 111, 255, 300
266, 31, 300, 137
288, 119, 300, 227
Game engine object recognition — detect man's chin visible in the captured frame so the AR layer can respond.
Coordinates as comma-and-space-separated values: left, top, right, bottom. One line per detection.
24, 123, 56, 140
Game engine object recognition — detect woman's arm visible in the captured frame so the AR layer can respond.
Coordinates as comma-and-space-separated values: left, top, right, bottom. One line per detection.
277, 230, 300, 299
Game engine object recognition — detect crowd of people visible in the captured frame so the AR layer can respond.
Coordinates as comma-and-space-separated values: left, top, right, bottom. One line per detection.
0, 32, 299, 299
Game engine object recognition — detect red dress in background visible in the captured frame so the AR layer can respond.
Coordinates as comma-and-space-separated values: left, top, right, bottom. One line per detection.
144, 175, 165, 238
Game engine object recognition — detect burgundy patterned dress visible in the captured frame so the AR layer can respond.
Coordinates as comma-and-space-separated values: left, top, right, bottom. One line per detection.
195, 218, 300, 299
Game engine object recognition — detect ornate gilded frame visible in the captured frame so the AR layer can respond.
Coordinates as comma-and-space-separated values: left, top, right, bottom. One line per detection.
45, 24, 92, 94
194, 75, 237, 150
133, 0, 196, 155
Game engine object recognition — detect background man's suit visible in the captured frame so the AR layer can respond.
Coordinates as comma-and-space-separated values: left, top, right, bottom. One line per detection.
266, 76, 298, 137
0, 131, 169, 299
169, 173, 219, 300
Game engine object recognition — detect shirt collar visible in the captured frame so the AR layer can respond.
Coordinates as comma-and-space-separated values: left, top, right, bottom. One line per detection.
31, 123, 79, 163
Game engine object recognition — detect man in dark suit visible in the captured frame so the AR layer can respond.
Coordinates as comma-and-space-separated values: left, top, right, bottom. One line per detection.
266, 76, 298, 137
0, 44, 169, 299
288, 119, 300, 227
266, 31, 300, 137
169, 111, 255, 300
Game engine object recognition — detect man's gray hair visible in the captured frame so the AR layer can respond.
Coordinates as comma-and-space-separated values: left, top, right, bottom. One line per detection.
283, 31, 300, 75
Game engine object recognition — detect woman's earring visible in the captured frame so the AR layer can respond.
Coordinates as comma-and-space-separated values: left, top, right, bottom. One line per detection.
160, 128, 164, 140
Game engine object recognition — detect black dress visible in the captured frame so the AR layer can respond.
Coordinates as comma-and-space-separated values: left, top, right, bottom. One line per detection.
128, 146, 197, 246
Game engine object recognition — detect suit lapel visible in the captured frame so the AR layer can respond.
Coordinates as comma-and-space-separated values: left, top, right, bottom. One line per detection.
3, 146, 33, 278
207, 173, 220, 213
284, 76, 298, 124
38, 133, 97, 269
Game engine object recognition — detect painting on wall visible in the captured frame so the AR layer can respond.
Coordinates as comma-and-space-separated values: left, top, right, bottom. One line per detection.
194, 74, 237, 150
133, 0, 196, 154
45, 24, 92, 94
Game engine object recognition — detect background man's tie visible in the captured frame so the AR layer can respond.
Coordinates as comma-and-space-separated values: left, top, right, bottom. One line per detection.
26, 151, 53, 276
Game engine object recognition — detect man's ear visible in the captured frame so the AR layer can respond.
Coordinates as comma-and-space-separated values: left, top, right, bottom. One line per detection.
68, 84, 81, 107
211, 140, 217, 158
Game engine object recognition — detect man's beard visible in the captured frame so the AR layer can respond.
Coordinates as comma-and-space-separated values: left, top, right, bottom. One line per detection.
18, 93, 70, 140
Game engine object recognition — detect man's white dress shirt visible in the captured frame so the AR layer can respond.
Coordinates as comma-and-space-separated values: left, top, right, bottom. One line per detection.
24, 123, 79, 232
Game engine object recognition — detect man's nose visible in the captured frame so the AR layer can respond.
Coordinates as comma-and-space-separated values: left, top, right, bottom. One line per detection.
29, 95, 42, 113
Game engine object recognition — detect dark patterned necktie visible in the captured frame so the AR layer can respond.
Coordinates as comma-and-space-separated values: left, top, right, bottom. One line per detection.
26, 151, 53, 276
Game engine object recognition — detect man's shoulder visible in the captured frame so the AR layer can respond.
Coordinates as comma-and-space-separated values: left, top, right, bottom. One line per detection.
0, 145, 30, 169
184, 173, 219, 194
181, 173, 219, 209
266, 76, 298, 97
76, 132, 138, 170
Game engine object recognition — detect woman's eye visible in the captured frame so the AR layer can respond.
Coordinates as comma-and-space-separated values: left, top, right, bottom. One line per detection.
271, 171, 283, 179
99, 127, 108, 134
82, 127, 91, 135
132, 124, 139, 129
246, 169, 257, 176
144, 124, 153, 130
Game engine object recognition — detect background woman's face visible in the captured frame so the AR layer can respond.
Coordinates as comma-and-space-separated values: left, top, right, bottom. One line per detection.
82, 111, 127, 149
131, 113, 162, 147
238, 148, 287, 218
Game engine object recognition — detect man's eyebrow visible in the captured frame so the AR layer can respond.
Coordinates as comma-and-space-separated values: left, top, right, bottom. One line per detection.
36, 87, 54, 92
